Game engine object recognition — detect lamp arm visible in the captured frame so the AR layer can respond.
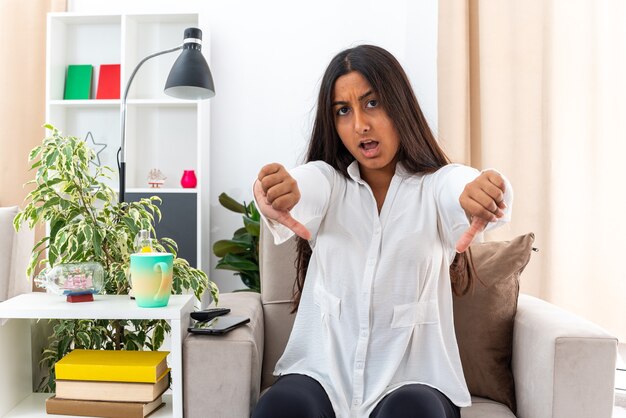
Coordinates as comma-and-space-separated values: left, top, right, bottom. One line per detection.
119, 45, 182, 203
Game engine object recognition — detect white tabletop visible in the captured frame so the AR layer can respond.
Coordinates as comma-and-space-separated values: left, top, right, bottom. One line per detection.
0, 293, 194, 320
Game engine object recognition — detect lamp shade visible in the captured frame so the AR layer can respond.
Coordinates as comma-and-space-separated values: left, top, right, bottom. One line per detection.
164, 27, 215, 99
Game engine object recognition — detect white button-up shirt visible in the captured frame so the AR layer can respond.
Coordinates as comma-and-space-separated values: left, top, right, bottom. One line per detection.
261, 160, 513, 417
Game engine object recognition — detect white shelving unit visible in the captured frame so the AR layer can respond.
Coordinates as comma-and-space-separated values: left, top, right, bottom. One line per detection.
45, 11, 210, 267
0, 293, 195, 418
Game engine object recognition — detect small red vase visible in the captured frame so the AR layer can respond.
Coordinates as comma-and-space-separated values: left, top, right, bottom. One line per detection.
180, 170, 197, 188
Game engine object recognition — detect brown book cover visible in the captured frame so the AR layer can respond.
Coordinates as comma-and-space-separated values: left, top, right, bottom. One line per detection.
45, 395, 164, 418
56, 369, 169, 402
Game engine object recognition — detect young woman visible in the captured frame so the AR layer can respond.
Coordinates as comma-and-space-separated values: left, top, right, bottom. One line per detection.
251, 45, 512, 418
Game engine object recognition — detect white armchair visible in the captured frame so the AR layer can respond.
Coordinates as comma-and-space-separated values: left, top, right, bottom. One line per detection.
183, 225, 618, 418
0, 206, 33, 302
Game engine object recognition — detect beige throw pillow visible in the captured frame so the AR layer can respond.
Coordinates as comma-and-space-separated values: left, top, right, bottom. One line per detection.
452, 233, 535, 413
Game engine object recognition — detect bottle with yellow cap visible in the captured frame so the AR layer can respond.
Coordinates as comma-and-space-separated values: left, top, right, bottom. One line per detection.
134, 229, 154, 253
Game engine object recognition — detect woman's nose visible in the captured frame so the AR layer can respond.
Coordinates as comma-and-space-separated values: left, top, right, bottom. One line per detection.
354, 109, 370, 135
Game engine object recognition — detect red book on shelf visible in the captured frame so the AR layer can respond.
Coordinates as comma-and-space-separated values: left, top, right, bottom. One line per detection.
96, 64, 121, 99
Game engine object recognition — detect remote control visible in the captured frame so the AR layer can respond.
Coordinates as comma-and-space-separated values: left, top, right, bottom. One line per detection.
190, 307, 231, 322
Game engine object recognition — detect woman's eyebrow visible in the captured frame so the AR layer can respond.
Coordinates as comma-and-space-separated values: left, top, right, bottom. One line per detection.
332, 90, 374, 107
359, 90, 373, 100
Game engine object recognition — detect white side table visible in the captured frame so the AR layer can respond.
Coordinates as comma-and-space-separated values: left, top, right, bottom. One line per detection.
0, 293, 194, 418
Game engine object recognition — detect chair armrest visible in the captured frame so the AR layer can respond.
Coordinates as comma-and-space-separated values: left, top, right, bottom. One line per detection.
9, 223, 34, 296
512, 294, 618, 418
183, 292, 264, 418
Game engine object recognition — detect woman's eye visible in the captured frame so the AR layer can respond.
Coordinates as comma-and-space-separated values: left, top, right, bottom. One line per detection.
336, 107, 349, 116
366, 99, 378, 108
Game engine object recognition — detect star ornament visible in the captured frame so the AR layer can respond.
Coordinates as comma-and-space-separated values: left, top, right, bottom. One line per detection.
84, 131, 107, 167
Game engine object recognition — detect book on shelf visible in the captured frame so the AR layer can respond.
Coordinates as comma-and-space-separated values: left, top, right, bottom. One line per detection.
64, 64, 93, 100
46, 395, 164, 418
55, 369, 170, 402
96, 64, 121, 99
55, 349, 169, 383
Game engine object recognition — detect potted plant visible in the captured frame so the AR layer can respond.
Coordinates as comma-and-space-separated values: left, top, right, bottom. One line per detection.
13, 125, 218, 391
212, 193, 260, 292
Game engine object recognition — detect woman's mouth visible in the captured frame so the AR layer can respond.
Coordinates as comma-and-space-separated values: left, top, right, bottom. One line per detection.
359, 140, 380, 158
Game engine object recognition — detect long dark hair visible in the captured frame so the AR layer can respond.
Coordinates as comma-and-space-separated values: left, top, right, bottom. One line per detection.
292, 45, 474, 311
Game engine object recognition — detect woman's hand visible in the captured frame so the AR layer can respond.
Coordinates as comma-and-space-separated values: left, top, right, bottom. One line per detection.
456, 170, 507, 253
254, 163, 312, 240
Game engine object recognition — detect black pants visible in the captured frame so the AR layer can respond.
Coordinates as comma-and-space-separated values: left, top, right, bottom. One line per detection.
252, 374, 461, 418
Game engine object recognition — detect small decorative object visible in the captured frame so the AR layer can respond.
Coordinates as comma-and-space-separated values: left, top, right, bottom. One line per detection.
180, 169, 197, 188
147, 169, 166, 188
34, 262, 105, 302
134, 229, 154, 253
84, 131, 107, 167
96, 64, 121, 99
64, 64, 93, 100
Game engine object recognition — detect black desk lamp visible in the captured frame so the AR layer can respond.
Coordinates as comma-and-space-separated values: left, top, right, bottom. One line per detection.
119, 27, 215, 203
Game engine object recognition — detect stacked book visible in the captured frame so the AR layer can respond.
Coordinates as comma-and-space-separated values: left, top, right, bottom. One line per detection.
46, 349, 170, 418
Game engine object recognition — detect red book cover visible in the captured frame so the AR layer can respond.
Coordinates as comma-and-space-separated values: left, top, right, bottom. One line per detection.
96, 64, 121, 99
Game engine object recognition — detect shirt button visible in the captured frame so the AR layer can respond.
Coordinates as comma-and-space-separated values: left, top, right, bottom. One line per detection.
356, 361, 364, 369
353, 398, 362, 406
360, 329, 368, 337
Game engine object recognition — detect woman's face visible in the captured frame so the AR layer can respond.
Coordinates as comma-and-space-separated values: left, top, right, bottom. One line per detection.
332, 71, 400, 180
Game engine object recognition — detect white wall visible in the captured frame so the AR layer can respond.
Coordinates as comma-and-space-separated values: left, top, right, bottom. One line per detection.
69, 0, 438, 293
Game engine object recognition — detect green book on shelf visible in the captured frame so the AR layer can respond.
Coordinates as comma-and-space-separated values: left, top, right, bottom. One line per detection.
64, 65, 93, 100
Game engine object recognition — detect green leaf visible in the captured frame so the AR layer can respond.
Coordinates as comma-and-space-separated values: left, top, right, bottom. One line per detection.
49, 218, 65, 242
218, 193, 247, 213
29, 145, 42, 161
216, 253, 259, 272
58, 335, 72, 358
44, 150, 59, 167
75, 331, 91, 348
122, 216, 139, 236
83, 224, 93, 243
248, 201, 260, 221
240, 271, 261, 292
243, 216, 260, 237
160, 238, 178, 256
153, 323, 165, 349
212, 239, 251, 257
93, 229, 103, 258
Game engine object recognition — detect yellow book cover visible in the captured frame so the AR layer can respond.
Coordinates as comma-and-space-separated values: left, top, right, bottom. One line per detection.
55, 349, 169, 383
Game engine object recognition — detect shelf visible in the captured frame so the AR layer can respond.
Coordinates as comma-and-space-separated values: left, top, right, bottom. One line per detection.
0, 294, 194, 320
48, 100, 198, 107
47, 13, 122, 24
49, 100, 120, 107
4, 393, 172, 418
0, 293, 193, 418
126, 13, 199, 24
126, 99, 198, 107
45, 8, 207, 300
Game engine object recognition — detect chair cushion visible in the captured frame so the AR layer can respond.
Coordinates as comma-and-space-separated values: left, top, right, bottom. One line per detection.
453, 233, 535, 414
461, 396, 516, 418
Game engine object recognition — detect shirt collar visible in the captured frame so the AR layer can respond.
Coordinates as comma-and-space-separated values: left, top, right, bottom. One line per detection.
346, 160, 410, 183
